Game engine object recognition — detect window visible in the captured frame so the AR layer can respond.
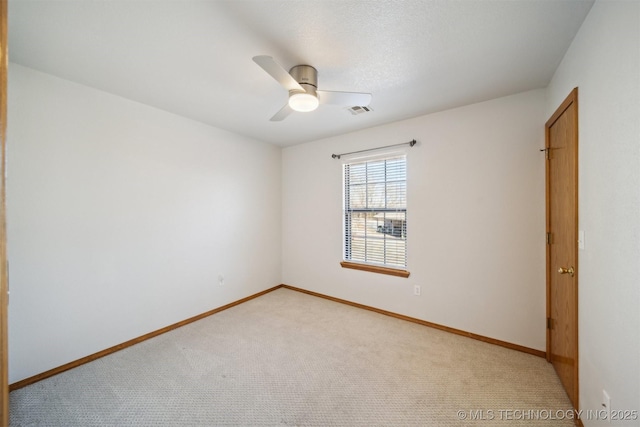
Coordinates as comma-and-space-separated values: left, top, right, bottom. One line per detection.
342, 154, 408, 277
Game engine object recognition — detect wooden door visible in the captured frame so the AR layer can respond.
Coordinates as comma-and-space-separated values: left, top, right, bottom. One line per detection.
0, 0, 8, 423
545, 88, 579, 410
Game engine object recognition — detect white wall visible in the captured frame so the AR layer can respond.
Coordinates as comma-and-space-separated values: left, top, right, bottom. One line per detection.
282, 89, 547, 351
546, 1, 640, 423
7, 64, 282, 384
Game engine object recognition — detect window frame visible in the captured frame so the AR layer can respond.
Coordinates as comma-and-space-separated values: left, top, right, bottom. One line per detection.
341, 153, 410, 278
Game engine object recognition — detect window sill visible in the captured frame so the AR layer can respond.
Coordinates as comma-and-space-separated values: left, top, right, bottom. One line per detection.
340, 261, 410, 278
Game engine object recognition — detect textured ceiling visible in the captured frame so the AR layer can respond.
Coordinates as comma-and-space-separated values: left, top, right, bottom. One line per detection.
8, 0, 594, 146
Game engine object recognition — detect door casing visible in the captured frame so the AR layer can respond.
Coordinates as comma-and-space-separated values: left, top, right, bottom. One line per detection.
0, 0, 9, 423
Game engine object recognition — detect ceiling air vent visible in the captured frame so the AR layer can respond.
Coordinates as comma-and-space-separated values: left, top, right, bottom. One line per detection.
348, 105, 373, 115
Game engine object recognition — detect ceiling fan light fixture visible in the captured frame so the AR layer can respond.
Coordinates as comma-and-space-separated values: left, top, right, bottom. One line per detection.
289, 92, 319, 112
253, 56, 371, 121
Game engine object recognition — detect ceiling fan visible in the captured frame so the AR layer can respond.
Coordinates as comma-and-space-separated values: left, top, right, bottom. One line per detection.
252, 55, 372, 121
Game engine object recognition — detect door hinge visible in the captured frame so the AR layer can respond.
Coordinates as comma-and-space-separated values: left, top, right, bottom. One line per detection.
546, 232, 552, 245
540, 147, 550, 159
547, 317, 553, 330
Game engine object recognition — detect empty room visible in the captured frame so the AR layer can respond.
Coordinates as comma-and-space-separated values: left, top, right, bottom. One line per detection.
1, 0, 638, 426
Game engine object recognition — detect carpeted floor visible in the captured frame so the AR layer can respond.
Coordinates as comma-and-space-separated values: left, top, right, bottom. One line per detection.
10, 288, 575, 426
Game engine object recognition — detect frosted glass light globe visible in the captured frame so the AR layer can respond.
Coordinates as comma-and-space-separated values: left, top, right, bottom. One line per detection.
289, 92, 319, 112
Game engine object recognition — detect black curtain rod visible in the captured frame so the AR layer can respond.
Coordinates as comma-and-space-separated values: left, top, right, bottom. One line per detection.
331, 139, 417, 159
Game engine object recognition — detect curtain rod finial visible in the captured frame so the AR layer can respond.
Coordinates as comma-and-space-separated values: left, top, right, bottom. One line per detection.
332, 154, 341, 159
409, 139, 417, 147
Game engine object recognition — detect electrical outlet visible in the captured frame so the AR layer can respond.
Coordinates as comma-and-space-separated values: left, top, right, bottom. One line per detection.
602, 390, 611, 423
218, 275, 224, 286
414, 285, 421, 296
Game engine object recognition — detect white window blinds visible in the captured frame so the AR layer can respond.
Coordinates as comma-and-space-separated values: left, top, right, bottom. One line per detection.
344, 155, 407, 268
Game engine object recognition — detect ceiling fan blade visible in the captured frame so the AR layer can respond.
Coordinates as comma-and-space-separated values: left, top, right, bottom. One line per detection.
317, 90, 372, 107
253, 55, 304, 92
270, 103, 294, 121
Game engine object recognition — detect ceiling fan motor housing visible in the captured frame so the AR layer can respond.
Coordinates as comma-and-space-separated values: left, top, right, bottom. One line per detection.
289, 65, 318, 96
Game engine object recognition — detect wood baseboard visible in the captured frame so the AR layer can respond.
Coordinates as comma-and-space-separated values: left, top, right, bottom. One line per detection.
9, 285, 283, 391
281, 284, 546, 359
11, 282, 545, 391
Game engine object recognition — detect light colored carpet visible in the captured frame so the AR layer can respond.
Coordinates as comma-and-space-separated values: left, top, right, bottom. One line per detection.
10, 288, 575, 426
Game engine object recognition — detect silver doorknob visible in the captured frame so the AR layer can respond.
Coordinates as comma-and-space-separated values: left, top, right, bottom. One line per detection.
558, 266, 575, 277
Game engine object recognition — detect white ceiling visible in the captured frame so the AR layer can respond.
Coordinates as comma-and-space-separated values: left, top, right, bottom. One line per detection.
8, 0, 594, 146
